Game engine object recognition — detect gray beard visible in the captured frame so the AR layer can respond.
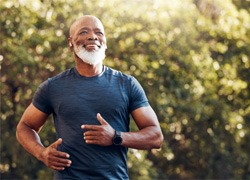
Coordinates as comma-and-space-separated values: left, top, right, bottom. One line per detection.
74, 45, 106, 65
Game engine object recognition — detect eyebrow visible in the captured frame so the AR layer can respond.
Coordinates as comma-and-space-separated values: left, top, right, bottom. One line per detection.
78, 27, 104, 32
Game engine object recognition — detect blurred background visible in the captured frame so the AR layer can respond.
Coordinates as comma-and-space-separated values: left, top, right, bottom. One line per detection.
1, 0, 250, 179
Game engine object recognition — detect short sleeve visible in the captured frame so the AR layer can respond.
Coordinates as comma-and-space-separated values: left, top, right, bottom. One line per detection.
32, 80, 53, 114
129, 77, 149, 112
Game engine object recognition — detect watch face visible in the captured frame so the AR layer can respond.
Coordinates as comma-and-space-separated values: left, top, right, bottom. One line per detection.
113, 136, 122, 145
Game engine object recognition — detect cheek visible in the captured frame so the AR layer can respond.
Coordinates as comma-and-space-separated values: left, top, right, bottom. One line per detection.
75, 41, 83, 46
74, 36, 85, 46
100, 38, 107, 46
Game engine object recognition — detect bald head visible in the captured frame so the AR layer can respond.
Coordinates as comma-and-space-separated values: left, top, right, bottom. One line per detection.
69, 15, 105, 37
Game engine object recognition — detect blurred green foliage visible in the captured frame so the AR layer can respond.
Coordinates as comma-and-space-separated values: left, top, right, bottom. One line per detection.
1, 0, 250, 179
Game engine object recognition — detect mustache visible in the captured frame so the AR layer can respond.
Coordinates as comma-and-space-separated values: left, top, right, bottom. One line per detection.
76, 40, 102, 48
75, 44, 106, 52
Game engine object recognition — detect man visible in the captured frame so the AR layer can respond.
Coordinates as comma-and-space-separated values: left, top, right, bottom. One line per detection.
16, 15, 163, 179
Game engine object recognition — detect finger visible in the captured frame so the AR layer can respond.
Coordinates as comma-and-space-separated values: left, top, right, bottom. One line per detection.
51, 166, 65, 171
85, 139, 99, 144
84, 132, 98, 139
48, 160, 71, 170
50, 161, 71, 169
54, 150, 70, 158
50, 156, 72, 166
51, 138, 62, 149
84, 131, 99, 136
50, 165, 67, 171
47, 155, 72, 170
49, 142, 70, 158
81, 125, 99, 131
97, 113, 108, 125
84, 135, 98, 141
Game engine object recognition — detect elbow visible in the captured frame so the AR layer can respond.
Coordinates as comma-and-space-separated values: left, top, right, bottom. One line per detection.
146, 131, 164, 150
16, 123, 22, 143
153, 132, 164, 149
16, 121, 30, 143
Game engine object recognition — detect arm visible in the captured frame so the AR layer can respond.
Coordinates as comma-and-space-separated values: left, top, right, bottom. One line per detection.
16, 103, 71, 170
121, 106, 164, 150
82, 106, 164, 150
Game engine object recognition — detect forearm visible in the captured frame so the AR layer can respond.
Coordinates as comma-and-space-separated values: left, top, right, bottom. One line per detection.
121, 126, 163, 150
16, 122, 45, 161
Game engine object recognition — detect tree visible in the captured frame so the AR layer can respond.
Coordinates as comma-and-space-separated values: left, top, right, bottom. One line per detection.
1, 0, 249, 179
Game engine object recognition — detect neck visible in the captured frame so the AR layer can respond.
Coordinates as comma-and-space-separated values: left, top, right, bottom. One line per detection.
75, 59, 103, 77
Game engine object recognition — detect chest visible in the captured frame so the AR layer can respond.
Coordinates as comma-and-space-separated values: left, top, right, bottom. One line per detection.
50, 79, 130, 125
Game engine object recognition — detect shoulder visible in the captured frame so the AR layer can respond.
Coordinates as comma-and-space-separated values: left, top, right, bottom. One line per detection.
104, 66, 134, 81
48, 68, 75, 83
37, 68, 75, 91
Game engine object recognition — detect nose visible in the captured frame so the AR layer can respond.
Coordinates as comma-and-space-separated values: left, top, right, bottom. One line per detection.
87, 31, 97, 41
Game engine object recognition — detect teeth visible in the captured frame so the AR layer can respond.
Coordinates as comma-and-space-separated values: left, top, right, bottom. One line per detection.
82, 45, 98, 48
83, 44, 101, 49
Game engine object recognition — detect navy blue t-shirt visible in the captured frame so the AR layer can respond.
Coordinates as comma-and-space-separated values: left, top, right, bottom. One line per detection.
32, 66, 149, 179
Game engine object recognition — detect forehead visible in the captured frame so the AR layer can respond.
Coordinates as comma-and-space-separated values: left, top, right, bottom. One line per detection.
70, 16, 104, 36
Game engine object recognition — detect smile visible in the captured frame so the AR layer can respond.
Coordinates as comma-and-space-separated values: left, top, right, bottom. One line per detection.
84, 44, 101, 48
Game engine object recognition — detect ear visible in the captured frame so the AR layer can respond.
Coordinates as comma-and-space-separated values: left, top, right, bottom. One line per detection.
68, 37, 73, 48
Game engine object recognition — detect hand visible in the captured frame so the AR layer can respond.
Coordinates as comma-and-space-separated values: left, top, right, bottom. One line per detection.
81, 113, 115, 146
40, 138, 71, 170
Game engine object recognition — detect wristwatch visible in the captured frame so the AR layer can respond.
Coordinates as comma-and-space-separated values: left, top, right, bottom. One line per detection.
113, 131, 123, 145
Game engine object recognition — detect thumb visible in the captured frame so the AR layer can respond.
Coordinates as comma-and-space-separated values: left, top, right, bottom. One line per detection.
97, 113, 108, 125
50, 138, 62, 149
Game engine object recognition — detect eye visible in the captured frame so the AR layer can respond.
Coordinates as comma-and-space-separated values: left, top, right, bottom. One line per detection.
96, 32, 104, 36
79, 31, 88, 35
